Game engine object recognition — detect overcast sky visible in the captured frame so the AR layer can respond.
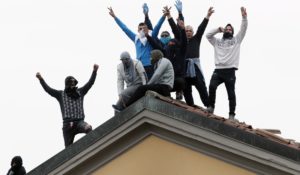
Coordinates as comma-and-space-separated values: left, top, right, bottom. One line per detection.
1, 0, 300, 173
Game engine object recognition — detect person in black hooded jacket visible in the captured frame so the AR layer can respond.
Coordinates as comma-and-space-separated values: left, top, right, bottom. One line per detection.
7, 156, 26, 175
36, 64, 98, 147
146, 6, 187, 100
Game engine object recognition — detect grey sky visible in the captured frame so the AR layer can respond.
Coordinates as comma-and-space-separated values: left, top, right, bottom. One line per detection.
1, 0, 299, 173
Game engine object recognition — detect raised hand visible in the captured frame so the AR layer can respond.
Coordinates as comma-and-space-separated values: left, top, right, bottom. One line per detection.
241, 7, 247, 17
174, 0, 182, 13
108, 7, 116, 18
142, 3, 149, 15
207, 7, 214, 19
163, 6, 172, 18
93, 64, 99, 72
218, 27, 224, 33
36, 72, 42, 80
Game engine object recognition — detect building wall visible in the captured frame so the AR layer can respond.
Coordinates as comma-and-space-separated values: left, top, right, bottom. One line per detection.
92, 135, 255, 175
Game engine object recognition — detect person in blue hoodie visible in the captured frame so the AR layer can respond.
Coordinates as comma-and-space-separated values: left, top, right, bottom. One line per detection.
108, 6, 166, 79
142, 3, 172, 49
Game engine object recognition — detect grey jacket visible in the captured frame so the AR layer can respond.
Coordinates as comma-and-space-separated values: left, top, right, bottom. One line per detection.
117, 60, 146, 95
148, 58, 174, 89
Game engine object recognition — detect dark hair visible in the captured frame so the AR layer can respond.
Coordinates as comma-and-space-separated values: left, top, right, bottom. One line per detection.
161, 31, 170, 37
225, 23, 234, 35
138, 22, 146, 27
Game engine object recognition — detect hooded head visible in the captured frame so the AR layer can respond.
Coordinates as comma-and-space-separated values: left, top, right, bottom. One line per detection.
65, 76, 78, 89
11, 156, 23, 168
120, 51, 132, 67
150, 49, 163, 65
64, 76, 80, 99
160, 31, 171, 46
223, 23, 234, 39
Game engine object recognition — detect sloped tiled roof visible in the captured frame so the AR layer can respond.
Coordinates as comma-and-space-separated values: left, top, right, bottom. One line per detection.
153, 92, 300, 150
28, 91, 300, 175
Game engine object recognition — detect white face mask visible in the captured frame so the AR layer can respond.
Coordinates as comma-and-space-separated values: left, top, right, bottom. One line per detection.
139, 29, 145, 38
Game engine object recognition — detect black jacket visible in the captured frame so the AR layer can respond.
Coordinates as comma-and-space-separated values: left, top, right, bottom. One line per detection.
147, 17, 187, 77
186, 18, 209, 58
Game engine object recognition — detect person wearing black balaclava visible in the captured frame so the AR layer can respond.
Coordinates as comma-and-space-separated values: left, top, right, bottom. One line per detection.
206, 7, 248, 121
6, 156, 26, 175
36, 64, 98, 147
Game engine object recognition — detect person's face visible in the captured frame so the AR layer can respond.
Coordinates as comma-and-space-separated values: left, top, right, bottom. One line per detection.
185, 27, 194, 39
138, 24, 148, 33
160, 32, 170, 38
225, 26, 233, 34
69, 78, 77, 89
121, 58, 129, 64
168, 40, 176, 46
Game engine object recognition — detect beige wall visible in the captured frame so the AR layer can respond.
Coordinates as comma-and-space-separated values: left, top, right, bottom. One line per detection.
92, 135, 255, 175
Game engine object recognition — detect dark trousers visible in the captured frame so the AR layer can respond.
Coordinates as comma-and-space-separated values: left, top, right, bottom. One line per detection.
209, 68, 236, 115
172, 77, 186, 92
62, 120, 92, 147
126, 84, 171, 107
183, 67, 209, 107
144, 65, 154, 80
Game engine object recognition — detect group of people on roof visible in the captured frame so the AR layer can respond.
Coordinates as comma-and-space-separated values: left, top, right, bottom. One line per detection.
34, 0, 247, 149
109, 1, 248, 120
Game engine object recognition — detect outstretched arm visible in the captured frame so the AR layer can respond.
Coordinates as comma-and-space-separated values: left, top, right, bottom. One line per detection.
146, 32, 164, 52
151, 6, 168, 38
164, 6, 180, 40
143, 3, 153, 30
174, 0, 184, 21
36, 72, 60, 98
178, 20, 187, 53
194, 7, 214, 41
108, 7, 136, 41
80, 64, 98, 95
236, 7, 248, 43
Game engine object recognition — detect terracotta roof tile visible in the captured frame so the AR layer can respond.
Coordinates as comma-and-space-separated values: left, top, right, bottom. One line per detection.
150, 92, 300, 150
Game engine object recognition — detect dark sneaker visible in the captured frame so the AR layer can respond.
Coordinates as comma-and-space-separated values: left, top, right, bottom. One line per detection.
112, 104, 123, 112
206, 106, 214, 113
176, 91, 183, 100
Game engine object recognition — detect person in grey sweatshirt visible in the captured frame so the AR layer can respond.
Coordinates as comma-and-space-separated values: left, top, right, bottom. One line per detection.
206, 7, 248, 120
112, 51, 147, 111
113, 49, 174, 112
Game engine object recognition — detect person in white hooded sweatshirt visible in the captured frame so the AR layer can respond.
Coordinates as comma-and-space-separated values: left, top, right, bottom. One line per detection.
206, 7, 248, 120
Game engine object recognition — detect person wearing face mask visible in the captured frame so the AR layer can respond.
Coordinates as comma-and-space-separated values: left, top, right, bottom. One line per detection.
142, 3, 172, 49
112, 51, 147, 112
6, 156, 26, 175
113, 50, 174, 112
145, 6, 187, 100
206, 7, 248, 121
36, 64, 99, 147
108, 7, 167, 79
